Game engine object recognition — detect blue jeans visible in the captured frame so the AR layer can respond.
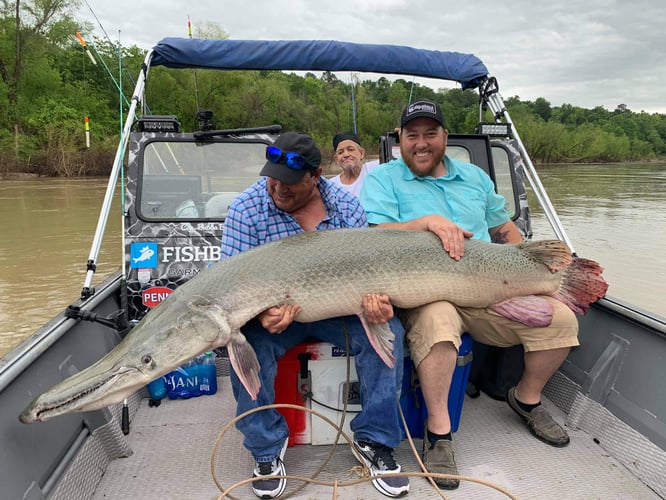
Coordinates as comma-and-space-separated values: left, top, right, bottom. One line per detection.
229, 315, 405, 461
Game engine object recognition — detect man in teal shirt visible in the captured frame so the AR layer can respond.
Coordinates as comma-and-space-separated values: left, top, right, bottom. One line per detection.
360, 146, 508, 242
360, 100, 578, 490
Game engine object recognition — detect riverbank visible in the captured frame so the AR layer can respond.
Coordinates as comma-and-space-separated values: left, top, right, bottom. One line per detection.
4, 156, 666, 181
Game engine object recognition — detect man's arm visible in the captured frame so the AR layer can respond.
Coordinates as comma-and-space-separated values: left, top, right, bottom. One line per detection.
489, 220, 524, 244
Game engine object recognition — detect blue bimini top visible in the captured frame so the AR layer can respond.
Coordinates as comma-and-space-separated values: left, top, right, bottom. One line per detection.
151, 38, 489, 90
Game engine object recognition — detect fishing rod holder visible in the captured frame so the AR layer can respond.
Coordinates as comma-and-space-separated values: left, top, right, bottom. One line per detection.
65, 305, 130, 336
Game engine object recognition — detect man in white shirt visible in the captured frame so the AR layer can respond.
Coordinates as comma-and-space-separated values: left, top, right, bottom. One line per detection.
330, 132, 379, 197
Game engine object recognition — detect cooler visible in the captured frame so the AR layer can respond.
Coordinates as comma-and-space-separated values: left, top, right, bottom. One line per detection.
308, 356, 361, 445
273, 341, 358, 446
273, 342, 316, 446
274, 335, 473, 447
399, 333, 473, 438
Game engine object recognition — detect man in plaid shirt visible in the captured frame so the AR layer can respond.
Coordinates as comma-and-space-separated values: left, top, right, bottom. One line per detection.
221, 132, 410, 499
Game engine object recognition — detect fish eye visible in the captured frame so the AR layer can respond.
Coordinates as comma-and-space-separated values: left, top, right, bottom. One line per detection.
141, 354, 153, 365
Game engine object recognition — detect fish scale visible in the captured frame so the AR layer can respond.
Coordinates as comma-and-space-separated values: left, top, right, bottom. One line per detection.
20, 227, 607, 423
200, 228, 569, 322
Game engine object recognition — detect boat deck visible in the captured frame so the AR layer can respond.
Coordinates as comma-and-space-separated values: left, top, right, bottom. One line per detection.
91, 371, 659, 500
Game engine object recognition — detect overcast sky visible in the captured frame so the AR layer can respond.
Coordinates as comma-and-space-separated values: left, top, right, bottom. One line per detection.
74, 0, 666, 113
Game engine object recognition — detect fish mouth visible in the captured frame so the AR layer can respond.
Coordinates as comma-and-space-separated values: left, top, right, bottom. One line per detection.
19, 366, 142, 423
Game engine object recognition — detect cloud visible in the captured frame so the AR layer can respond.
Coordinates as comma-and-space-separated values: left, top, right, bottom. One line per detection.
75, 0, 666, 113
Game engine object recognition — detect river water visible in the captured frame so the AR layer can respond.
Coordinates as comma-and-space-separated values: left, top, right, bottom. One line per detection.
1, 163, 665, 358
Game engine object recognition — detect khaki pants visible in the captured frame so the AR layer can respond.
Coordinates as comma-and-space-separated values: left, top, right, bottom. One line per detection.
399, 297, 579, 368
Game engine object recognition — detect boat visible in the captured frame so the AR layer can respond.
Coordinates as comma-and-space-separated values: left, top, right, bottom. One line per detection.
1, 38, 664, 499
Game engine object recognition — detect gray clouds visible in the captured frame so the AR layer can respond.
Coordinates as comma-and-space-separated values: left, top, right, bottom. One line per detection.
74, 0, 666, 112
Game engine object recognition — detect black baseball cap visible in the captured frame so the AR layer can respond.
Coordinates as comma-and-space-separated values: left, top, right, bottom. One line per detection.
260, 132, 322, 184
333, 131, 362, 151
400, 100, 445, 128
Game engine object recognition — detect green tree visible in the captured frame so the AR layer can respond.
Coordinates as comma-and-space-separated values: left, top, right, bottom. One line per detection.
0, 0, 80, 161
533, 97, 552, 122
2, 19, 666, 175
440, 88, 478, 132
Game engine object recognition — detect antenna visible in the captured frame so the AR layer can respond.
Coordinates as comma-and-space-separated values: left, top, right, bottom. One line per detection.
188, 16, 201, 112
350, 73, 358, 134
117, 30, 123, 136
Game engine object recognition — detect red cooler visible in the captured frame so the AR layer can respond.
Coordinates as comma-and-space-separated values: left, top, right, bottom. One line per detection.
274, 341, 353, 446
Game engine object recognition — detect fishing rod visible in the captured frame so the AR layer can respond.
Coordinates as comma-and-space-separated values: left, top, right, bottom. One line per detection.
82, 0, 140, 91
79, 0, 153, 115
80, 27, 137, 300
116, 30, 131, 436
75, 30, 131, 110
78, 0, 162, 301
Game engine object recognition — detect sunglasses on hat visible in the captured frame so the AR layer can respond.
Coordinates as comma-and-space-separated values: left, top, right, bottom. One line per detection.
265, 146, 316, 171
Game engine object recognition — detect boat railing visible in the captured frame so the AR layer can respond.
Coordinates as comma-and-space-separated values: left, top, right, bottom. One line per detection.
0, 272, 125, 393
479, 76, 575, 252
598, 296, 666, 337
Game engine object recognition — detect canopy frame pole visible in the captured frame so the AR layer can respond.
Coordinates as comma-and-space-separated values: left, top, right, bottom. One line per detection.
81, 49, 155, 299
480, 77, 575, 254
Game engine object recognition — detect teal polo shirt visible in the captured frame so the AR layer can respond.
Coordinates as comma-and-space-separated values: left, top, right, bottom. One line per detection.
359, 156, 509, 242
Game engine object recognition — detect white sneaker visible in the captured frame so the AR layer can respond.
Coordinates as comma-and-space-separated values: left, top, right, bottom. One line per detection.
351, 439, 410, 497
252, 438, 288, 499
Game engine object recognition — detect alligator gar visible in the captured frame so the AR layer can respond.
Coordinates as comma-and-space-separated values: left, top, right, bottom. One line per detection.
19, 228, 607, 423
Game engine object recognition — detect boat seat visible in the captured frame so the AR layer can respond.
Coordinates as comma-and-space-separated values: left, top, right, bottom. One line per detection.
204, 192, 238, 218
140, 174, 202, 218
175, 199, 200, 217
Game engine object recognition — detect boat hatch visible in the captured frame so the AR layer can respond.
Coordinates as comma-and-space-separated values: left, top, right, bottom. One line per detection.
124, 129, 279, 321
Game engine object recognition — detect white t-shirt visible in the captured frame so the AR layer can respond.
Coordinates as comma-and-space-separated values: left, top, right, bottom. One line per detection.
329, 160, 380, 198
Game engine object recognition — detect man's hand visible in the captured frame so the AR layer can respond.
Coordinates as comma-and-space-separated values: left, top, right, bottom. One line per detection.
423, 215, 473, 261
362, 293, 394, 323
257, 304, 302, 334
377, 215, 473, 260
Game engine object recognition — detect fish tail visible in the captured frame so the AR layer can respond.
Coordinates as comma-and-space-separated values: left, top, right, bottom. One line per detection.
519, 240, 573, 273
553, 257, 609, 314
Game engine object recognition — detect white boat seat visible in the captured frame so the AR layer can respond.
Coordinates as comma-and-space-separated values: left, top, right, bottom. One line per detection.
204, 192, 238, 218
175, 199, 200, 217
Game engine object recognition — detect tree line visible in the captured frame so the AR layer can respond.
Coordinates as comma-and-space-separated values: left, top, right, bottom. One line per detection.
2, 1, 666, 177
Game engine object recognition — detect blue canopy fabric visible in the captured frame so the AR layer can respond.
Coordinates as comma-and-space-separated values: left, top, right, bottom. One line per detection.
151, 38, 488, 90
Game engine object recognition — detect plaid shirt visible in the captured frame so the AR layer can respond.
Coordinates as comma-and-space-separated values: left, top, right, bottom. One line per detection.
221, 177, 367, 259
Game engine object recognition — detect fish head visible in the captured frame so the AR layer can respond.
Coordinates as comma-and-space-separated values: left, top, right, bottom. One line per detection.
19, 292, 233, 423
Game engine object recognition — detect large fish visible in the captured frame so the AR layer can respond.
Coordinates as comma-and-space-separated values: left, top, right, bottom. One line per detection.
20, 228, 607, 423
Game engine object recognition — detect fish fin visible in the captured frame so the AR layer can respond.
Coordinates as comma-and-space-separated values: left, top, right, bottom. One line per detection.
489, 295, 555, 327
518, 240, 573, 273
227, 333, 261, 400
357, 313, 396, 368
553, 257, 609, 314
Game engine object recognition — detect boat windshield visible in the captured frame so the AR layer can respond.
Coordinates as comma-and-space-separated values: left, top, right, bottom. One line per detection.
138, 140, 268, 220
